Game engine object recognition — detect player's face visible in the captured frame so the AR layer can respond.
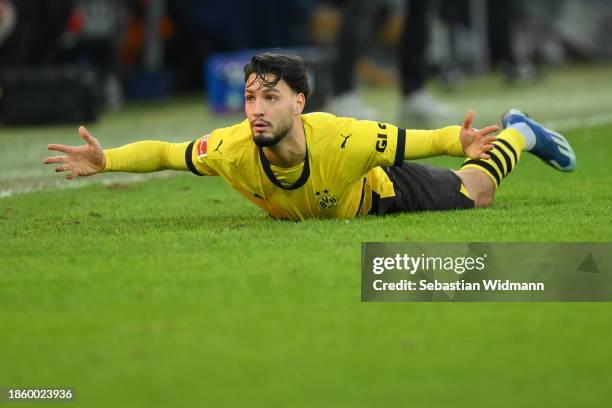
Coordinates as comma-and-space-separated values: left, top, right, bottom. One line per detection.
245, 73, 302, 147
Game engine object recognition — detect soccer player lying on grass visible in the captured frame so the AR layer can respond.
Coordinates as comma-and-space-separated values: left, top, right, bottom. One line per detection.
43, 53, 576, 221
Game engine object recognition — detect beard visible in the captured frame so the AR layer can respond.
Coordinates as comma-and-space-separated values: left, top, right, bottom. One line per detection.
252, 119, 293, 147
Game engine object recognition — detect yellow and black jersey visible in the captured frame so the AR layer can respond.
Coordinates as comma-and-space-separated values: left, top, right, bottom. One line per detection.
185, 112, 405, 220
103, 112, 465, 221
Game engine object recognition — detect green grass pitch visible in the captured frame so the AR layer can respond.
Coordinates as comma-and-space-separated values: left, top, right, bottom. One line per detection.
0, 65, 611, 407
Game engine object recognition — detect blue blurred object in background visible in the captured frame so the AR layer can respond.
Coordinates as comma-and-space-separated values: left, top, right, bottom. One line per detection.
205, 47, 332, 114
205, 51, 252, 114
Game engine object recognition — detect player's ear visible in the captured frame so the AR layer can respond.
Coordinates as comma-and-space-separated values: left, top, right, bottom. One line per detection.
294, 93, 305, 115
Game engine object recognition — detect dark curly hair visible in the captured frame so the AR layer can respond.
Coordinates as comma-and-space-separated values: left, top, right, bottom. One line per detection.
243, 52, 310, 100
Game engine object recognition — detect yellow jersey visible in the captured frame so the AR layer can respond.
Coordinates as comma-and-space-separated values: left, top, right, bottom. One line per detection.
186, 112, 404, 220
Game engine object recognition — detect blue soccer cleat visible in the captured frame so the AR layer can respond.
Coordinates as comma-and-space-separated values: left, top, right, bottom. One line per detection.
502, 109, 576, 172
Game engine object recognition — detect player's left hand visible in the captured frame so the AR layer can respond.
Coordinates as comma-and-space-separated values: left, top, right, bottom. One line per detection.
459, 110, 499, 160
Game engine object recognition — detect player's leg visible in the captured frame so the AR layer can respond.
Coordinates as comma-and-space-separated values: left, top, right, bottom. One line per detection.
456, 109, 576, 208
454, 168, 496, 208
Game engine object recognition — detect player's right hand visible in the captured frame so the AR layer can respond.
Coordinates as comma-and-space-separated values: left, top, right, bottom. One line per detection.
43, 126, 106, 179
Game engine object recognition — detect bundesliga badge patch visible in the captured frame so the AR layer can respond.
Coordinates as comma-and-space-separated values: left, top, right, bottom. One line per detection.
197, 134, 211, 158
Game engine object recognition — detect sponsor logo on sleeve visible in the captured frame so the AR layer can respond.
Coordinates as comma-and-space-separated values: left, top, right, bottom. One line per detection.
376, 123, 388, 153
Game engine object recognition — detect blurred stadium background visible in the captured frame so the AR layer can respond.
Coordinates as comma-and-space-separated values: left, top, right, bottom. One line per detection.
1, 0, 612, 195
1, 1, 611, 407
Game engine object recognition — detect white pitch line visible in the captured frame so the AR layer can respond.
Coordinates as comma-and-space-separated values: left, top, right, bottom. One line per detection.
543, 112, 612, 131
0, 172, 175, 199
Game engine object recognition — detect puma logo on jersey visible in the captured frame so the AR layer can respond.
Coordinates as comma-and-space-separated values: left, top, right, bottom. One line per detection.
340, 133, 352, 149
213, 140, 223, 154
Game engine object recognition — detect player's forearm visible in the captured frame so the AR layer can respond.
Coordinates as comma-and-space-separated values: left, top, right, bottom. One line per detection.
404, 126, 464, 159
103, 141, 190, 173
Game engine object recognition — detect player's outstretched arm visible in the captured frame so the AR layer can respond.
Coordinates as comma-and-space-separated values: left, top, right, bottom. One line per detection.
43, 126, 106, 179
43, 126, 193, 179
399, 110, 498, 160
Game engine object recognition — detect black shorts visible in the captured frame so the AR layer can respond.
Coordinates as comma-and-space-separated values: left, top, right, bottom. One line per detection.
371, 162, 475, 215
